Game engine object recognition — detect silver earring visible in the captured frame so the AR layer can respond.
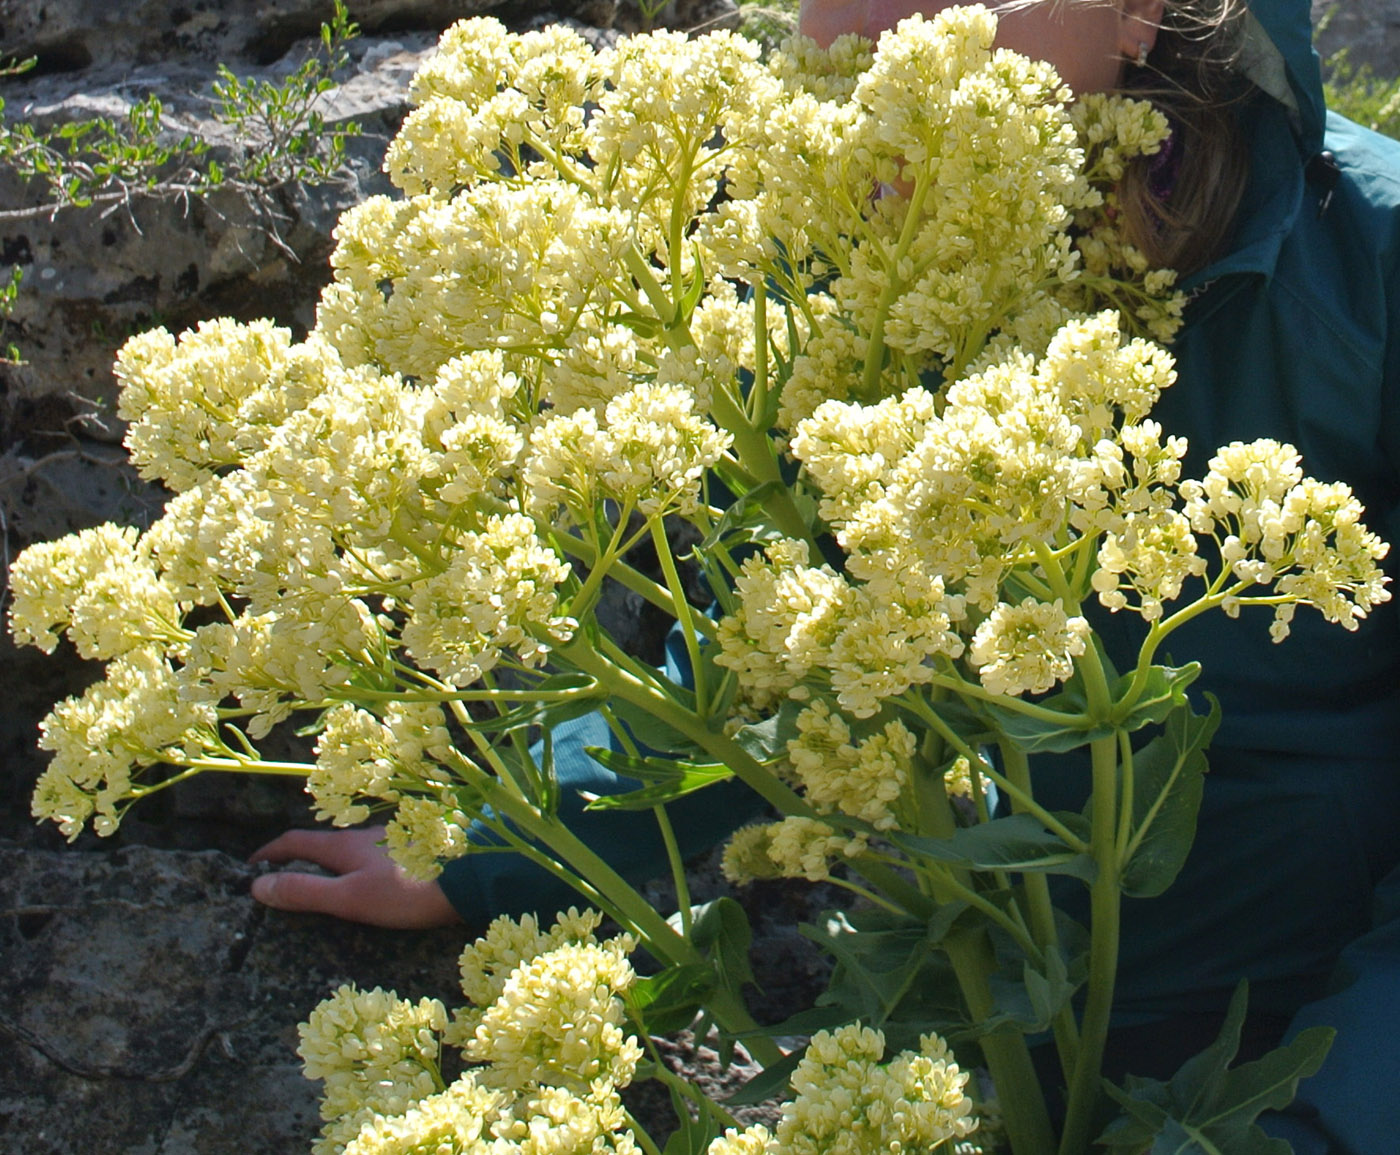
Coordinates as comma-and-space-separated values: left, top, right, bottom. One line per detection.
1136, 41, 1150, 67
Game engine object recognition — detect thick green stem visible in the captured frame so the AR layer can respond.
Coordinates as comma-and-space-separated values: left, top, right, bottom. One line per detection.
650, 518, 708, 715
858, 171, 932, 398
1057, 733, 1123, 1155
907, 747, 1054, 1154
558, 636, 811, 818
945, 931, 1057, 1155
554, 534, 714, 637
1001, 742, 1081, 1078
901, 694, 1089, 852
923, 670, 1095, 729
449, 755, 785, 1066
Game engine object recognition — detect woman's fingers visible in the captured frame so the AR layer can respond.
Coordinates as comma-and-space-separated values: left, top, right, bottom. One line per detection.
248, 826, 379, 874
250, 869, 361, 920
247, 825, 463, 928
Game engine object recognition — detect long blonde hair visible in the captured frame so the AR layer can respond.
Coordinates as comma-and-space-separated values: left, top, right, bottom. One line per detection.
1116, 0, 1254, 273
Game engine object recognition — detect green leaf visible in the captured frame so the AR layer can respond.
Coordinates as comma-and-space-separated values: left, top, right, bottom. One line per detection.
890, 812, 1097, 882
1111, 662, 1202, 732
978, 690, 1110, 754
690, 897, 755, 994
724, 1047, 805, 1106
629, 964, 716, 1035
1097, 983, 1334, 1154
802, 909, 965, 1042
676, 243, 707, 323
661, 1081, 725, 1155
610, 309, 663, 339
604, 692, 705, 758
580, 747, 733, 810
728, 698, 807, 763
906, 694, 996, 749
1203, 1026, 1334, 1146
983, 911, 1087, 1036
1120, 695, 1220, 898
697, 479, 793, 556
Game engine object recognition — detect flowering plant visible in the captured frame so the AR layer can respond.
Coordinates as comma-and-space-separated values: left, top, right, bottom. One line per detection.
7, 7, 1390, 1153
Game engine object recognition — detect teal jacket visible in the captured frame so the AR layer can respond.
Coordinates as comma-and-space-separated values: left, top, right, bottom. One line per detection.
440, 4, 1400, 1149
1046, 2, 1400, 1148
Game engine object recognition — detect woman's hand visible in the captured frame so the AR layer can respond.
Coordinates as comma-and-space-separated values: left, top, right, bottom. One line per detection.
248, 826, 463, 929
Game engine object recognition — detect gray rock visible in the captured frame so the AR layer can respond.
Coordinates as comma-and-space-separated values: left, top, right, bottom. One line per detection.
0, 840, 468, 1154
0, 840, 802, 1153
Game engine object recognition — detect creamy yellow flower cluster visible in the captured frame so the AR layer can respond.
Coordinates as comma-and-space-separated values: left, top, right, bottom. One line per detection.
720, 311, 1390, 724
7, 6, 1188, 852
707, 1023, 978, 1155
1178, 439, 1391, 639
6, 326, 580, 841
722, 698, 919, 883
298, 910, 643, 1155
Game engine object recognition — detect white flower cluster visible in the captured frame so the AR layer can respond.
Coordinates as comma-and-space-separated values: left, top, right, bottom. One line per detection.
298, 985, 450, 1155
785, 698, 915, 830
722, 815, 871, 885
301, 911, 644, 1155
719, 314, 1169, 708
724, 307, 1389, 710
524, 382, 731, 525
707, 1023, 977, 1155
1063, 95, 1182, 342
1176, 440, 1391, 638
969, 597, 1091, 699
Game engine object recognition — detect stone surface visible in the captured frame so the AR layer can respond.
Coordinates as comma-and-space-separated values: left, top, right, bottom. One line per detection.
0, 840, 811, 1153
0, 841, 468, 1154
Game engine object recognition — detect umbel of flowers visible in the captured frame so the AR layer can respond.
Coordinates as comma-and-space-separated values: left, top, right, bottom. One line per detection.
300, 909, 978, 1155
7, 7, 1388, 1154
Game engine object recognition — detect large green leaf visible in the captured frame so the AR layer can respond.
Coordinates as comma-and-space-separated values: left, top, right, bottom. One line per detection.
691, 897, 755, 993
1098, 983, 1334, 1153
605, 692, 705, 758
661, 1080, 726, 1155
724, 1047, 805, 1106
801, 909, 966, 1048
978, 692, 1111, 754
982, 908, 1088, 1036
1119, 695, 1220, 898
890, 812, 1097, 882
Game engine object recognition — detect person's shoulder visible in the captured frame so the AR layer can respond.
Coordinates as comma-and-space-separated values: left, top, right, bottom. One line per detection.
1323, 111, 1400, 210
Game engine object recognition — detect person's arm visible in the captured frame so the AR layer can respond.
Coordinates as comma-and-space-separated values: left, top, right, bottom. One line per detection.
249, 701, 765, 929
